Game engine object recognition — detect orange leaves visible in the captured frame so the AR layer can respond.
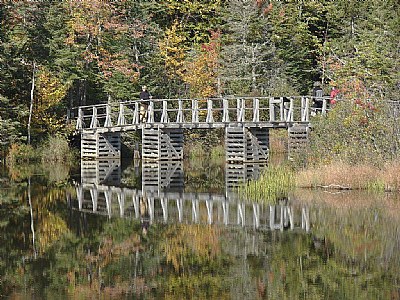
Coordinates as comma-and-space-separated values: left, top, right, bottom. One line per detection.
97, 51, 140, 82
64, 0, 142, 83
181, 30, 221, 98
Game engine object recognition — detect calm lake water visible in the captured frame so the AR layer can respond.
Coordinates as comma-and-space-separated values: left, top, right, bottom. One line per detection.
0, 158, 399, 299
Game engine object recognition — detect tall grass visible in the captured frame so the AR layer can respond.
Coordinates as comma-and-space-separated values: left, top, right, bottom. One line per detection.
296, 161, 400, 192
269, 129, 287, 154
238, 165, 294, 203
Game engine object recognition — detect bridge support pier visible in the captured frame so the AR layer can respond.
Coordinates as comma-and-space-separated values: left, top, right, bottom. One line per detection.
288, 125, 309, 160
225, 127, 269, 162
81, 131, 121, 160
142, 127, 184, 161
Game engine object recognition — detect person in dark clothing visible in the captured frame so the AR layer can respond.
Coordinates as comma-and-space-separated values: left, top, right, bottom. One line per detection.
312, 82, 323, 113
139, 85, 151, 122
140, 85, 150, 102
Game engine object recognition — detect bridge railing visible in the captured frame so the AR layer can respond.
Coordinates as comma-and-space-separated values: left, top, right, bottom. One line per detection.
73, 96, 330, 130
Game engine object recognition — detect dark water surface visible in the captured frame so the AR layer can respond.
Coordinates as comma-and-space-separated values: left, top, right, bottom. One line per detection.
0, 159, 399, 299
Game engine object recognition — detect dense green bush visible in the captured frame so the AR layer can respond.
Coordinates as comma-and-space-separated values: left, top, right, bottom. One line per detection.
307, 100, 399, 166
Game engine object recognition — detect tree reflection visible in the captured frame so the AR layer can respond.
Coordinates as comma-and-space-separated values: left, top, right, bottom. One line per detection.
1, 171, 400, 299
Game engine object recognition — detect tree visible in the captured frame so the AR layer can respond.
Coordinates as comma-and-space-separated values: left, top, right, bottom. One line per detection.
181, 31, 221, 98
220, 0, 276, 95
324, 0, 400, 99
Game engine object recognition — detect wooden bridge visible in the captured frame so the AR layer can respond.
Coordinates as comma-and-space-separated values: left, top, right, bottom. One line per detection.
72, 96, 330, 161
71, 182, 310, 232
81, 157, 266, 190
72, 157, 311, 232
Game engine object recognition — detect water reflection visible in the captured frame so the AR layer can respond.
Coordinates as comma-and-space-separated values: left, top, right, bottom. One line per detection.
75, 159, 310, 232
1, 160, 400, 299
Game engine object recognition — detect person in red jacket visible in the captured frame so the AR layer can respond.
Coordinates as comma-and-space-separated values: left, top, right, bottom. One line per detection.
330, 86, 340, 105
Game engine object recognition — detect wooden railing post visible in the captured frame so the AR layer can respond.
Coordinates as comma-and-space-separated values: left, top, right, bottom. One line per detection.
269, 97, 275, 122
117, 103, 125, 126
161, 100, 169, 123
301, 97, 310, 122
237, 99, 245, 122
176, 99, 184, 123
104, 104, 112, 127
253, 98, 259, 122
76, 108, 83, 130
279, 97, 284, 121
286, 98, 294, 122
206, 99, 214, 123
132, 102, 140, 124
192, 99, 199, 123
148, 101, 154, 123
222, 98, 229, 122
322, 98, 327, 115
90, 106, 98, 128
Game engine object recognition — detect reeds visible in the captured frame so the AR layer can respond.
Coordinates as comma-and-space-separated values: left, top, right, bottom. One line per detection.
238, 165, 294, 203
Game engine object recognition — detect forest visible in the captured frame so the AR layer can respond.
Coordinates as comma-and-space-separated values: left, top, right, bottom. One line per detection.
0, 0, 399, 154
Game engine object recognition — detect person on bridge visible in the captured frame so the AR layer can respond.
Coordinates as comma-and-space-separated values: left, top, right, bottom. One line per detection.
329, 86, 340, 106
139, 85, 151, 122
311, 82, 324, 114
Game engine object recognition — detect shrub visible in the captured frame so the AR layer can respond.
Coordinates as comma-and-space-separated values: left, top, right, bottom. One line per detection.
40, 135, 77, 163
307, 99, 400, 166
6, 143, 38, 165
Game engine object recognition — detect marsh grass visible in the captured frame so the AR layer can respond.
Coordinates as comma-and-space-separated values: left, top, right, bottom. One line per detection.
269, 129, 287, 154
296, 161, 400, 192
238, 165, 294, 203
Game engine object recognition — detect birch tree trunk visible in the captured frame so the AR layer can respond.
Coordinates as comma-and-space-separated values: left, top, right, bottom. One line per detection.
28, 62, 36, 145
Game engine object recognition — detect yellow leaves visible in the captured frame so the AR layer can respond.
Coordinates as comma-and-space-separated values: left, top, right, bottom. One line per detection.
37, 211, 69, 253
33, 69, 69, 134
162, 224, 221, 272
159, 21, 187, 79
36, 69, 68, 110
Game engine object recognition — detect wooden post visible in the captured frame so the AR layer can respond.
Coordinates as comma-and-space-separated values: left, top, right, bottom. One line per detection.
322, 99, 327, 115
117, 103, 125, 126
90, 107, 98, 128
104, 104, 112, 127
253, 98, 259, 122
206, 99, 214, 123
286, 98, 294, 122
176, 99, 184, 123
279, 97, 284, 121
222, 98, 229, 122
269, 97, 275, 122
301, 97, 310, 122
148, 101, 154, 123
161, 100, 169, 123
133, 102, 139, 124
76, 108, 83, 130
192, 99, 199, 123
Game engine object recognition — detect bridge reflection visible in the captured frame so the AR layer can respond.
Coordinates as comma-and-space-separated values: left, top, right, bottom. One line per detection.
73, 160, 310, 232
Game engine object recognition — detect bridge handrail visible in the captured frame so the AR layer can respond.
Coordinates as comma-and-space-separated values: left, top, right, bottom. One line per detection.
71, 96, 331, 130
